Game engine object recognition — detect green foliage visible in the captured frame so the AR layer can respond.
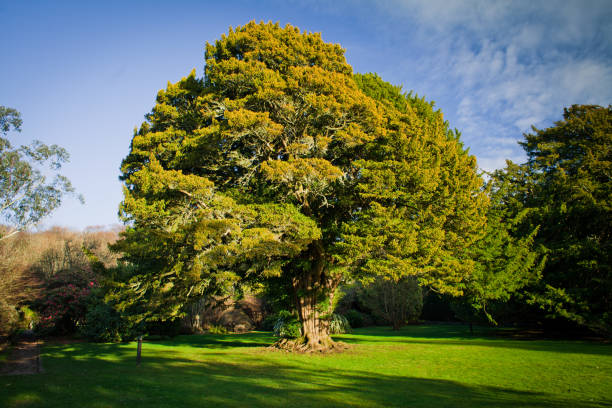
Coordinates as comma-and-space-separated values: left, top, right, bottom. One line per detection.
329, 313, 351, 334
77, 255, 139, 342
259, 275, 298, 315
114, 22, 488, 345
353, 73, 408, 113
360, 276, 423, 329
273, 310, 301, 338
344, 309, 365, 328
498, 105, 612, 335
0, 106, 81, 241
35, 276, 93, 336
260, 313, 279, 331
454, 171, 545, 325
208, 324, 228, 334
335, 73, 488, 295
0, 298, 19, 336
18, 305, 39, 331
0, 106, 22, 134
79, 297, 136, 342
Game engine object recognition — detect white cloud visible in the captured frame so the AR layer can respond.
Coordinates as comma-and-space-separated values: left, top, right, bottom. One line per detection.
477, 156, 513, 173
370, 0, 612, 170
282, 0, 611, 171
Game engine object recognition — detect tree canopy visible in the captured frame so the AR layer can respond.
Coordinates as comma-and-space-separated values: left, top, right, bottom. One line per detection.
113, 22, 488, 350
510, 105, 612, 335
0, 106, 80, 241
453, 169, 544, 326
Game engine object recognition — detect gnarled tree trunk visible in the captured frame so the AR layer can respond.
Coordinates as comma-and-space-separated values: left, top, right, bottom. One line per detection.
290, 241, 342, 352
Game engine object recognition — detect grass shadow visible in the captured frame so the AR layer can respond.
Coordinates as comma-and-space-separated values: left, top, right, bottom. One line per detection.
1, 326, 610, 407
146, 331, 276, 349
2, 344, 609, 408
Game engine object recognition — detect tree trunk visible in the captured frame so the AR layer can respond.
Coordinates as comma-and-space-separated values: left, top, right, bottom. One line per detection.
291, 241, 341, 352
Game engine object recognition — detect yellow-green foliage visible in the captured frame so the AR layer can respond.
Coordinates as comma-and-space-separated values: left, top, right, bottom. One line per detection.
114, 22, 488, 322
336, 73, 488, 295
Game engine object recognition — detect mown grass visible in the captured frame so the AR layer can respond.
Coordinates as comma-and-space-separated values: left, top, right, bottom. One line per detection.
1, 325, 610, 407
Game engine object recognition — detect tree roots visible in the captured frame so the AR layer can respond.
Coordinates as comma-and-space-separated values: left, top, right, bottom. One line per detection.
270, 337, 351, 353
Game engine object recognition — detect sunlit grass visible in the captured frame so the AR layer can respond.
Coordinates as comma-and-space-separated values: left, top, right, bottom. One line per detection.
1, 325, 610, 407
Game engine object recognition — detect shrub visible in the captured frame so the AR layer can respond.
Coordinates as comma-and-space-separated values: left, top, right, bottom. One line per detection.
260, 313, 279, 331
273, 310, 301, 339
19, 306, 39, 331
35, 277, 94, 335
0, 299, 19, 337
0, 226, 120, 338
208, 325, 228, 334
0, 232, 39, 337
329, 313, 351, 334
79, 300, 135, 342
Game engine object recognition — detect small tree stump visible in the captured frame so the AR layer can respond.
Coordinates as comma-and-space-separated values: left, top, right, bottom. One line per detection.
136, 336, 143, 365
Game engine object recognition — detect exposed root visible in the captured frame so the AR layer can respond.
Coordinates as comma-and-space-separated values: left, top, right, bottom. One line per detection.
270, 337, 351, 354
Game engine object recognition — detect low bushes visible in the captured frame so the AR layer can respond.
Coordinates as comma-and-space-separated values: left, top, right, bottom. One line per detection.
79, 297, 138, 342
35, 275, 93, 336
329, 314, 351, 334
344, 309, 365, 329
271, 311, 351, 338
273, 311, 301, 339
334, 278, 423, 330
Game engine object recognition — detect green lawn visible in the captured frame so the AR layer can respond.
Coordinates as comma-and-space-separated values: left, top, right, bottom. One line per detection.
1, 325, 610, 407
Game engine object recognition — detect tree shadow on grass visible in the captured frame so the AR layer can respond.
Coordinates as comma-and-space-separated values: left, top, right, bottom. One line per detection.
146, 331, 276, 349
1, 340, 610, 408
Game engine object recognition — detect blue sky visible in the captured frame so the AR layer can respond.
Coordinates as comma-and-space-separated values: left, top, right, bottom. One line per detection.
2, 0, 611, 230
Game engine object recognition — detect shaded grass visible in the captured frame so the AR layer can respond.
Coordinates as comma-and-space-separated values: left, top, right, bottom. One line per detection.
1, 325, 611, 407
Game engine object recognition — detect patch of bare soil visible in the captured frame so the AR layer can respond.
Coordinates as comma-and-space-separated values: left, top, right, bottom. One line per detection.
0, 340, 42, 375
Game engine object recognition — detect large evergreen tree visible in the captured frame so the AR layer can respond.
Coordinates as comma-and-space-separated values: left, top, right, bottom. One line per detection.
515, 105, 612, 335
452, 169, 544, 328
114, 22, 487, 351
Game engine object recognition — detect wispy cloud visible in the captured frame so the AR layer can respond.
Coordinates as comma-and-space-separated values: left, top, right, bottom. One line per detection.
365, 0, 612, 171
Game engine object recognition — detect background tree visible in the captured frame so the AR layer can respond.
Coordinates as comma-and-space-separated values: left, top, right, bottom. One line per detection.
501, 105, 611, 335
451, 169, 544, 331
0, 106, 81, 241
360, 276, 423, 330
0, 230, 37, 336
0, 226, 120, 337
1, 106, 81, 336
113, 22, 488, 351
